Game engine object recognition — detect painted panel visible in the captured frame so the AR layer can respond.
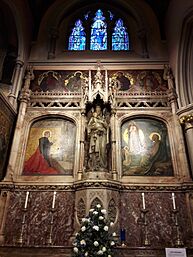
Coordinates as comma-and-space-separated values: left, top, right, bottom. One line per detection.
23, 118, 76, 175
110, 70, 168, 92
30, 70, 88, 92
121, 118, 173, 176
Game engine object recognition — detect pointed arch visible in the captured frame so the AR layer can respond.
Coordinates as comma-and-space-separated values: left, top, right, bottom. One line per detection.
90, 197, 103, 209
68, 19, 86, 50
90, 9, 107, 50
178, 9, 193, 107
112, 19, 129, 50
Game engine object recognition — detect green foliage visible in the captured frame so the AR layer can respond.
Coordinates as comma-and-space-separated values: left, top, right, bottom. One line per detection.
73, 204, 116, 257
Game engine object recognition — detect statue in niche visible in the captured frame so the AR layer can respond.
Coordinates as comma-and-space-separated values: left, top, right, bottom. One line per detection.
163, 64, 174, 90
86, 104, 110, 171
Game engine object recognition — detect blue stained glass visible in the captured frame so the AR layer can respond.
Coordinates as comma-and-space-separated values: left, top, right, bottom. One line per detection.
112, 19, 129, 50
90, 9, 107, 50
68, 20, 86, 50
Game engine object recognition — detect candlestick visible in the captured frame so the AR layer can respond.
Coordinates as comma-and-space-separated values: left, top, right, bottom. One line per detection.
52, 191, 56, 209
172, 193, 176, 210
142, 192, 146, 209
24, 191, 29, 209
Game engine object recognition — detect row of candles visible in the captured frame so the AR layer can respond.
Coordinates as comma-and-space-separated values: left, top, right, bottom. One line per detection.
24, 191, 177, 210
21, 191, 181, 246
141, 192, 177, 210
24, 191, 57, 209
121, 192, 181, 246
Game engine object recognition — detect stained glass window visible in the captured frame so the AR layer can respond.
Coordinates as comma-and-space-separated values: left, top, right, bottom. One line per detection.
68, 20, 86, 50
90, 9, 107, 50
112, 19, 129, 50
67, 10, 130, 51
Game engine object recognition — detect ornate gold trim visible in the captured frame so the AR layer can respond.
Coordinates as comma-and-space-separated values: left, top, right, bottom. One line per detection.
180, 113, 193, 124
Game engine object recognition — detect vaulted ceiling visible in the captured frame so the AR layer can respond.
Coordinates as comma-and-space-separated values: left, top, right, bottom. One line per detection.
28, 0, 170, 40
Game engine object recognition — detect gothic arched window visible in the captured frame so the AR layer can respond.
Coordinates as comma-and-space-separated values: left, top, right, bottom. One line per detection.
68, 20, 86, 50
112, 19, 129, 50
90, 9, 107, 50
67, 9, 130, 51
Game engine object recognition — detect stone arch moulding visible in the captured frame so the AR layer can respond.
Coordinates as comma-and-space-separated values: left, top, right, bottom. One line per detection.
15, 114, 79, 183
108, 198, 118, 224
177, 9, 193, 108
2, 0, 32, 62
31, 0, 162, 60
76, 198, 86, 224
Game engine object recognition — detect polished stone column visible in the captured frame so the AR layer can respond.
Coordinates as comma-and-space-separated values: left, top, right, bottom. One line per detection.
4, 67, 34, 181
111, 110, 118, 180
8, 59, 24, 108
180, 113, 193, 178
77, 111, 86, 180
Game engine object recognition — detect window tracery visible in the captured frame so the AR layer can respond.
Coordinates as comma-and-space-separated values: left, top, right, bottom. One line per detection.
68, 9, 129, 51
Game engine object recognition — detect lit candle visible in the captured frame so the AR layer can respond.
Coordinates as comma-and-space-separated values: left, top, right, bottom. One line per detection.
52, 191, 56, 209
172, 192, 176, 210
142, 192, 146, 209
24, 191, 29, 209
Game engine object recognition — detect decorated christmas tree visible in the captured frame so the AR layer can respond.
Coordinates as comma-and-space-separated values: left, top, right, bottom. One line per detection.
73, 204, 116, 257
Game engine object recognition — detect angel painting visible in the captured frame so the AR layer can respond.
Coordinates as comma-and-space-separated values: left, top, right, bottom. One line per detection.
121, 118, 173, 176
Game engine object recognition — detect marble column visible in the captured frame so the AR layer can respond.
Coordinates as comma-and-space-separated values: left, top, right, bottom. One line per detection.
77, 111, 86, 180
183, 118, 193, 177
4, 67, 34, 181
8, 59, 24, 108
187, 192, 193, 242
111, 110, 118, 180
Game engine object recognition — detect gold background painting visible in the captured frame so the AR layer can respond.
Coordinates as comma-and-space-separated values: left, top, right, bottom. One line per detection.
25, 127, 61, 161
23, 119, 76, 175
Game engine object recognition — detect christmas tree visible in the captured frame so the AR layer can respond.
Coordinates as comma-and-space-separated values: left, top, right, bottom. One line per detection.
73, 204, 116, 257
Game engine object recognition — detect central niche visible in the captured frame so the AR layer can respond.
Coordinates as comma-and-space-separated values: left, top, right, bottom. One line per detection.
84, 97, 111, 173
23, 118, 76, 175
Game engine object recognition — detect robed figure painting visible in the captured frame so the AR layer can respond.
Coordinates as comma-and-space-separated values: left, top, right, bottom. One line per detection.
121, 118, 173, 176
23, 118, 76, 175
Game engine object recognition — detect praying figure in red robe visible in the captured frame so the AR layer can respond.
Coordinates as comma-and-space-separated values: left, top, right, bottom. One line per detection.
23, 130, 59, 175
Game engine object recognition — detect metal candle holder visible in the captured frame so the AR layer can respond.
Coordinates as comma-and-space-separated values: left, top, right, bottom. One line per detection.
47, 208, 55, 245
17, 208, 27, 245
172, 209, 184, 247
141, 208, 150, 246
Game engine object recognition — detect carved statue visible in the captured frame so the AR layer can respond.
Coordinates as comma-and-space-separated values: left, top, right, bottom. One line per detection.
87, 105, 109, 171
163, 64, 174, 90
